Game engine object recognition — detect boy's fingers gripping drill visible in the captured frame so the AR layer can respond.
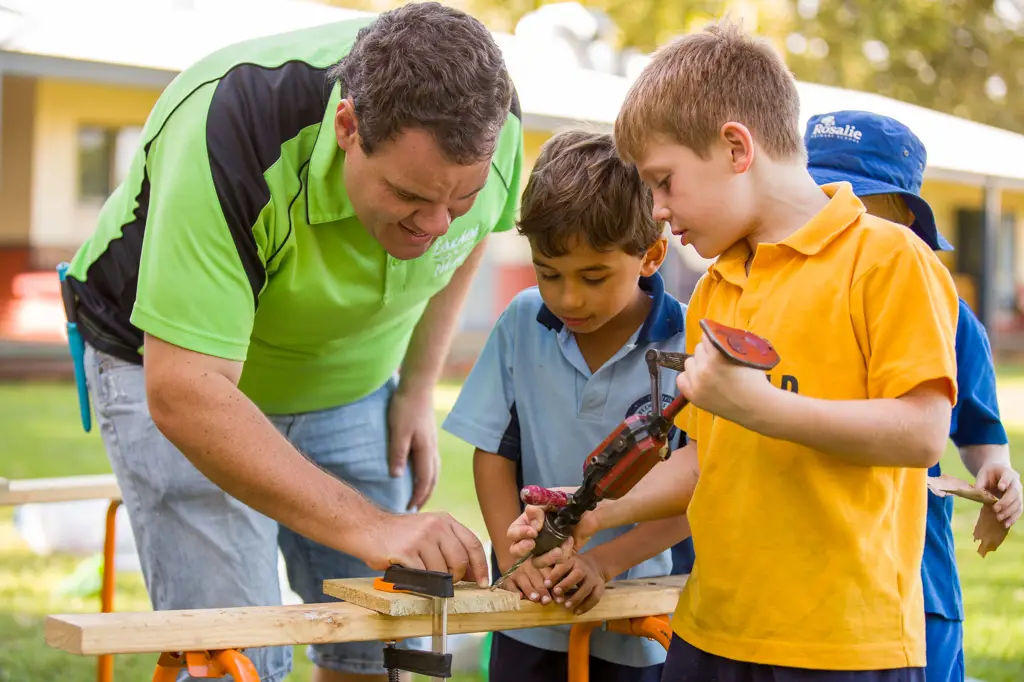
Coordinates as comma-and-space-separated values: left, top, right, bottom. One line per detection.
507, 507, 545, 556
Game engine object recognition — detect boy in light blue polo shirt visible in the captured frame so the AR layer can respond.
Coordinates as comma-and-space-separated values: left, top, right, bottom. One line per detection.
442, 129, 691, 682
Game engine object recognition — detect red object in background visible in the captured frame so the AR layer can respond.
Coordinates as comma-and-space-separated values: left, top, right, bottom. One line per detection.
0, 249, 66, 343
495, 263, 537, 319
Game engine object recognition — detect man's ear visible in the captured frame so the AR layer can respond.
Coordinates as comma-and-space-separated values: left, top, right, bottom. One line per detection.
641, 234, 669, 276
335, 98, 359, 151
720, 122, 755, 174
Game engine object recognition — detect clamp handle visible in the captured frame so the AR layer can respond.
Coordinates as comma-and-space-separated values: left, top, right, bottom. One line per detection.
373, 565, 454, 598
383, 646, 452, 678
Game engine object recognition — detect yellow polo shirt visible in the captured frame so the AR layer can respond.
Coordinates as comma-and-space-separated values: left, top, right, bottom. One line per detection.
672, 182, 958, 670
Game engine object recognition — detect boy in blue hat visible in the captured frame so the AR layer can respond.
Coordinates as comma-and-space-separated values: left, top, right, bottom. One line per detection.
804, 109, 1023, 682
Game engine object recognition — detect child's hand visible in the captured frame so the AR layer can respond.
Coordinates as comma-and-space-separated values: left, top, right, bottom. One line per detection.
507, 506, 575, 567
975, 461, 1022, 529
499, 557, 554, 605
676, 331, 773, 426
541, 552, 608, 615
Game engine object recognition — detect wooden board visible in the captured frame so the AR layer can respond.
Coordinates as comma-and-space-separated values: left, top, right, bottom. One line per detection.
45, 575, 688, 656
0, 474, 121, 505
322, 577, 519, 616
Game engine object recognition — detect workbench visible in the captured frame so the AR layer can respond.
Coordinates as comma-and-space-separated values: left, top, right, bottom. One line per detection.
45, 574, 687, 681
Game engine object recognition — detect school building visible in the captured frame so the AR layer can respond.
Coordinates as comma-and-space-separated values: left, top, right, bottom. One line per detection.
2, 0, 1024, 377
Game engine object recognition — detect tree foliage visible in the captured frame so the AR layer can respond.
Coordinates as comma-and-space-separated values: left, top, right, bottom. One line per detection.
321, 0, 1024, 133
782, 0, 1024, 135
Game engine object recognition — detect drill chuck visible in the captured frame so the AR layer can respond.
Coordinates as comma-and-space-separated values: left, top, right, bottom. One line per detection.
532, 514, 573, 557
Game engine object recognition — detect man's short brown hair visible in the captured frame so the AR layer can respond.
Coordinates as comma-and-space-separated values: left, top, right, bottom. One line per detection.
517, 130, 660, 259
331, 2, 514, 165
615, 20, 803, 164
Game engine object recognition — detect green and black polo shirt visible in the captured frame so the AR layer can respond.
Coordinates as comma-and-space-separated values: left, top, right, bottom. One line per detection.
66, 16, 524, 415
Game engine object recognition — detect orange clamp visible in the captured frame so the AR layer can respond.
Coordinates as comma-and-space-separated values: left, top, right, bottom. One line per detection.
373, 576, 403, 593
151, 649, 258, 682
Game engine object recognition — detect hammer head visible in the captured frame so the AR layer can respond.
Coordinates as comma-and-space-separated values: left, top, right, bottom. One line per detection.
699, 319, 780, 371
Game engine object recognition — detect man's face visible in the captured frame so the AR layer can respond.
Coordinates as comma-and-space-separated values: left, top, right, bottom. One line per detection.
531, 237, 665, 336
336, 102, 492, 260
636, 137, 755, 260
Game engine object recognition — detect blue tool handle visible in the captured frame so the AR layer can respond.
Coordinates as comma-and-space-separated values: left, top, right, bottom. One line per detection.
57, 262, 92, 432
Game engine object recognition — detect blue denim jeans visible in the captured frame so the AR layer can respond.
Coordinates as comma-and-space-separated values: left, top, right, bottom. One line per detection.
84, 343, 413, 679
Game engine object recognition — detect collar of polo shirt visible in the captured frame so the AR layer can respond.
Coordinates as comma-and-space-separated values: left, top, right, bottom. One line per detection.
305, 80, 358, 225
709, 182, 867, 287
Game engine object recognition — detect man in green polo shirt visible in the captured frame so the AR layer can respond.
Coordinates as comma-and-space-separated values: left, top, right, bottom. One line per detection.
62, 3, 522, 680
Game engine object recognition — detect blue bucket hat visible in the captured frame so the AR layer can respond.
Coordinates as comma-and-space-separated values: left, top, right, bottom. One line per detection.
804, 110, 953, 251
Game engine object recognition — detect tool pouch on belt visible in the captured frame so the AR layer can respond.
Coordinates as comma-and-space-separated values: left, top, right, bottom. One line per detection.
57, 262, 92, 432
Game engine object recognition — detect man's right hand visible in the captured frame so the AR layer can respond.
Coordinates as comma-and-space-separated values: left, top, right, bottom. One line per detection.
367, 511, 490, 586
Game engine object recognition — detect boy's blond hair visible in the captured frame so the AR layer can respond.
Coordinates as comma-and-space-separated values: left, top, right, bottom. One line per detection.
517, 129, 659, 258
615, 20, 804, 164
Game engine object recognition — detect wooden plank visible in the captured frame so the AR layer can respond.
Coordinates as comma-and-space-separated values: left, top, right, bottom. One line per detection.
0, 474, 121, 505
322, 577, 520, 616
45, 575, 688, 656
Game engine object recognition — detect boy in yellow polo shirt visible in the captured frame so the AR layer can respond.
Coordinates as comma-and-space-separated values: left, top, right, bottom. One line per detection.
507, 20, 959, 681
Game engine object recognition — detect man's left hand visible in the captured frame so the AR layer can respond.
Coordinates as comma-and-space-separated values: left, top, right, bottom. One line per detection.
976, 461, 1023, 529
388, 388, 440, 511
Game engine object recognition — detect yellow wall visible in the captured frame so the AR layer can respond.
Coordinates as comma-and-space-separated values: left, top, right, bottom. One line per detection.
920, 179, 1024, 310
31, 78, 161, 249
523, 130, 549, 174
1, 76, 37, 246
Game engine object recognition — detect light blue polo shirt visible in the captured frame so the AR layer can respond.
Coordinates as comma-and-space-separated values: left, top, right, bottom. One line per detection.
442, 271, 687, 669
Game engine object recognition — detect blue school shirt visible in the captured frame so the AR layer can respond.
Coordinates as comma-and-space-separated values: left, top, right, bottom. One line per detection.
670, 297, 1007, 624
924, 298, 1007, 621
442, 272, 687, 669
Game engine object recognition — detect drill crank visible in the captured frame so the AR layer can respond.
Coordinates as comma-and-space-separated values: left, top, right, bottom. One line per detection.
491, 319, 779, 590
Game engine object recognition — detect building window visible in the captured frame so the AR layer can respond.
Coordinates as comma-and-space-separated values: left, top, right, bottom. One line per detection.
77, 127, 116, 200
77, 126, 143, 202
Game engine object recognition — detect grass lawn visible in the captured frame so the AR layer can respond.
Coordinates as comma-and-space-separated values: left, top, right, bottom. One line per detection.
1, 379, 1023, 681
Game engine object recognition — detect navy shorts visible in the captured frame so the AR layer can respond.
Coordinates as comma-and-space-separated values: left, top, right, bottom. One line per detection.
662, 635, 926, 682
489, 631, 664, 682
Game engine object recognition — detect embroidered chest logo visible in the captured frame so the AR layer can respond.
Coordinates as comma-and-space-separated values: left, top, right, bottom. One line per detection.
626, 393, 680, 442
431, 224, 480, 277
